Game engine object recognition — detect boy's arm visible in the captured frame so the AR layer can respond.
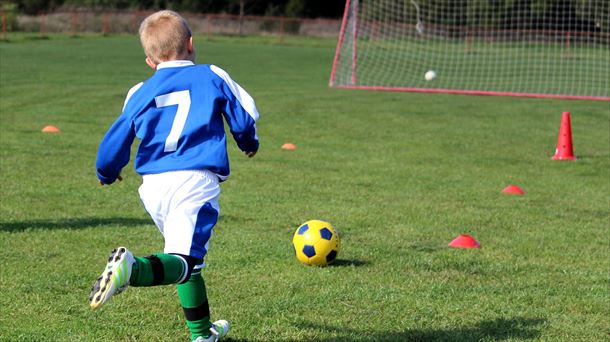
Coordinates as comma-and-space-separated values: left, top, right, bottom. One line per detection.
96, 113, 135, 185
210, 65, 260, 155
96, 82, 142, 184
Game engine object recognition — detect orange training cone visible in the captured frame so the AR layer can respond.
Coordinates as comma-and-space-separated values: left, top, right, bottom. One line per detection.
281, 143, 296, 151
448, 234, 481, 249
42, 125, 60, 133
552, 112, 576, 160
502, 184, 525, 195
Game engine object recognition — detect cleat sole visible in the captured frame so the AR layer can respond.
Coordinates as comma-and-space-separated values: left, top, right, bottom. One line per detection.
89, 247, 131, 310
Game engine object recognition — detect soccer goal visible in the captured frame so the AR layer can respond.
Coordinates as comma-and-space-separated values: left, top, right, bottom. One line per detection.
329, 0, 610, 101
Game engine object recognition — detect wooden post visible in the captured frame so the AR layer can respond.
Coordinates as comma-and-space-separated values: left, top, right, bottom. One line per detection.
2, 12, 7, 40
40, 13, 46, 37
279, 16, 285, 42
102, 12, 109, 35
71, 11, 77, 36
132, 11, 138, 34
238, 1, 244, 36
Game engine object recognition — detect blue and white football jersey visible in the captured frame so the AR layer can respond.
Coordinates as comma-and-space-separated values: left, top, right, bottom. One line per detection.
96, 60, 259, 184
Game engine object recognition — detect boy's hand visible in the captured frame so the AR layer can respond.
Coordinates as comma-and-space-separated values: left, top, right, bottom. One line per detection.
245, 151, 257, 158
99, 175, 123, 186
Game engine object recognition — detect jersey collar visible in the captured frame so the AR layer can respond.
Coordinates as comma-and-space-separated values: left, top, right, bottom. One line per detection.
157, 60, 195, 70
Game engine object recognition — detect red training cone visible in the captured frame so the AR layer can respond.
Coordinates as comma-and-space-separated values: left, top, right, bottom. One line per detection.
502, 184, 525, 195
448, 234, 481, 249
42, 125, 60, 133
281, 143, 296, 151
552, 112, 576, 160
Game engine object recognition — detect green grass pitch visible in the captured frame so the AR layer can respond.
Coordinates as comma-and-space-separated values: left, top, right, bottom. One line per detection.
0, 34, 608, 341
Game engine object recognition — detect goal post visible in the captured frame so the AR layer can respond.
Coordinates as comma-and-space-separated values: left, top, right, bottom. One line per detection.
329, 0, 610, 101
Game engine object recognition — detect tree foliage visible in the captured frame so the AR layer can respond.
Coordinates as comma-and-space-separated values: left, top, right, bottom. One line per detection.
6, 0, 607, 33
8, 0, 345, 17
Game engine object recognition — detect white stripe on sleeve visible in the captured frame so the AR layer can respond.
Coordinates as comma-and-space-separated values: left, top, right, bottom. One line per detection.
210, 65, 259, 121
122, 82, 144, 111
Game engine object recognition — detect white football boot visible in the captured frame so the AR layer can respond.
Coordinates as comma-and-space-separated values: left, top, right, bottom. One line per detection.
89, 247, 134, 309
192, 320, 230, 342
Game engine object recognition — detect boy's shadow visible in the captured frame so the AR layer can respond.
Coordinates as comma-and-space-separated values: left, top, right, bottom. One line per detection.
0, 217, 151, 232
296, 317, 546, 341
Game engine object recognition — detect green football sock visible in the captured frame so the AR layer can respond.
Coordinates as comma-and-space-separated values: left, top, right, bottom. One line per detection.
129, 253, 188, 287
177, 272, 212, 339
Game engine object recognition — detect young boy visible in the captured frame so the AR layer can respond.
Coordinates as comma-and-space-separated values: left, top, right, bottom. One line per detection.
90, 10, 259, 342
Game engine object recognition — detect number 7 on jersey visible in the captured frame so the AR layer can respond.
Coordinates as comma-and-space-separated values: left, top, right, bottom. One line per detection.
155, 90, 191, 152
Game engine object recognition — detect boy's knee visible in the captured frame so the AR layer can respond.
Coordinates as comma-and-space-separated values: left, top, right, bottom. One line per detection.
172, 254, 202, 284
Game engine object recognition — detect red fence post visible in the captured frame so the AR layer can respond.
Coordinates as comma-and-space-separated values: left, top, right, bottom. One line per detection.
71, 11, 77, 36
279, 16, 285, 42
39, 13, 46, 37
102, 11, 109, 35
132, 11, 138, 33
2, 11, 7, 40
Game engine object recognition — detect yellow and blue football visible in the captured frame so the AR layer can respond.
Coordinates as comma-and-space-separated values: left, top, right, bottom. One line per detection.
292, 220, 340, 266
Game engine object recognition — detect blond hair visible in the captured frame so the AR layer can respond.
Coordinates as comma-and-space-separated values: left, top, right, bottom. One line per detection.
139, 10, 192, 64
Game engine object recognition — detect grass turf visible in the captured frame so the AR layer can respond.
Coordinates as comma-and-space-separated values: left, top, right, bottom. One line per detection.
0, 34, 608, 341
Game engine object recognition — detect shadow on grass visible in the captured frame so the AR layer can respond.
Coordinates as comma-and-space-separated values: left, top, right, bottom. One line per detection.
296, 317, 546, 341
331, 259, 369, 267
0, 217, 151, 232
407, 243, 445, 253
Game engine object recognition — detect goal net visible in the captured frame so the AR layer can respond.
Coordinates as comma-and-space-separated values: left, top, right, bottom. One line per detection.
329, 0, 610, 101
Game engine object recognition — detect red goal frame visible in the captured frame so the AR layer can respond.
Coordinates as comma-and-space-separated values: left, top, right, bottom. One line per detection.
329, 0, 610, 102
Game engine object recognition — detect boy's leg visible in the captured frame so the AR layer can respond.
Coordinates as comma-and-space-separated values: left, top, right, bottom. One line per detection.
174, 203, 223, 340
178, 265, 230, 342
132, 170, 220, 290
130, 253, 192, 286
89, 249, 195, 309
136, 170, 228, 340
177, 263, 212, 340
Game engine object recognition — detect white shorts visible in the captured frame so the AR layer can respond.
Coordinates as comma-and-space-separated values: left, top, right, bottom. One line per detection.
138, 169, 221, 260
